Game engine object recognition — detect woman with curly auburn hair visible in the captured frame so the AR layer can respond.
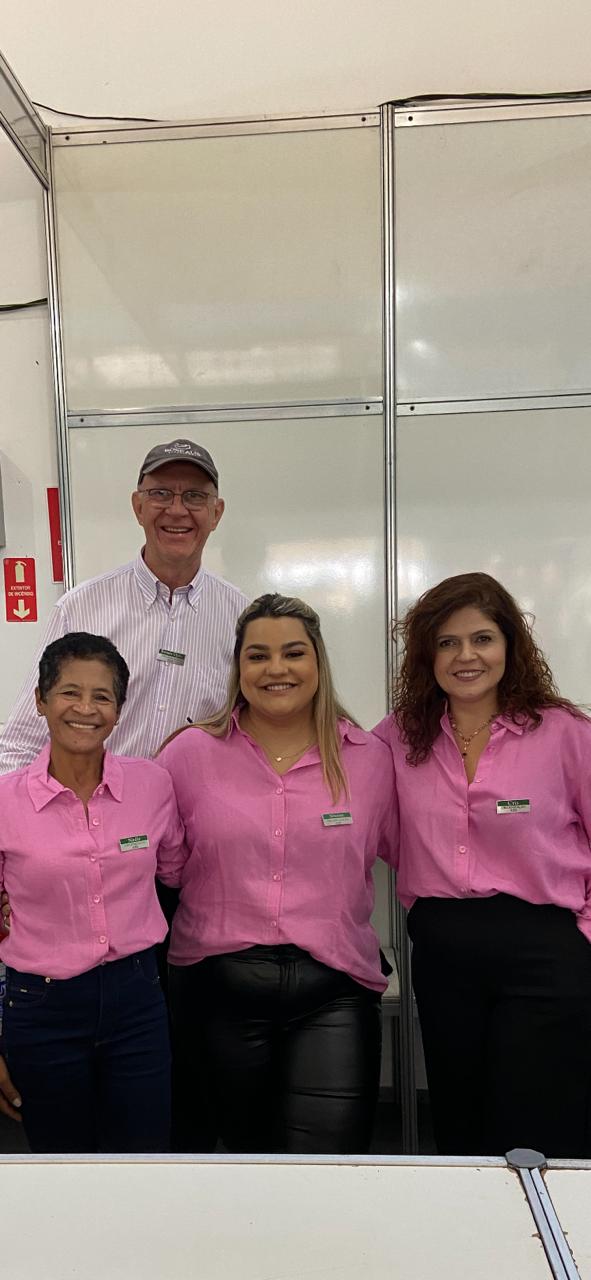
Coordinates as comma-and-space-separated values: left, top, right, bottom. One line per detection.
374, 572, 591, 1158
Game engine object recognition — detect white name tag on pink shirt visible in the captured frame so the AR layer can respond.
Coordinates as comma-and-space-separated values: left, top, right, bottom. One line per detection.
322, 811, 353, 827
119, 834, 150, 851
496, 799, 530, 815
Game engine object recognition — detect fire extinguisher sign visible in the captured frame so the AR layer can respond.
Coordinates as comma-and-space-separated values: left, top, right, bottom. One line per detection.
4, 557, 38, 622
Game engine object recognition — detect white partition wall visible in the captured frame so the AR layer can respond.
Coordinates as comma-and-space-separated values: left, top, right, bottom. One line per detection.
0, 127, 59, 725
54, 121, 382, 410
394, 104, 591, 406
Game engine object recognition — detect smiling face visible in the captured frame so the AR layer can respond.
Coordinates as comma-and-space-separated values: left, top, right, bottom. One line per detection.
131, 461, 224, 586
433, 606, 507, 715
35, 657, 120, 759
239, 616, 319, 725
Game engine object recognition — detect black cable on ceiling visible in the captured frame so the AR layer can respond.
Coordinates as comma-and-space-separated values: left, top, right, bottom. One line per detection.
32, 89, 591, 124
33, 100, 163, 123
386, 89, 591, 106
0, 298, 48, 312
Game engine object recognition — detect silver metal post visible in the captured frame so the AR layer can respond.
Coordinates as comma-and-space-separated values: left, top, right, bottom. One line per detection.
0, 48, 48, 186
43, 128, 75, 588
381, 101, 418, 1154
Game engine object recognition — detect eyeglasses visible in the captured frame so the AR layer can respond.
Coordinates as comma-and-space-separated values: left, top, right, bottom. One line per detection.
138, 487, 216, 510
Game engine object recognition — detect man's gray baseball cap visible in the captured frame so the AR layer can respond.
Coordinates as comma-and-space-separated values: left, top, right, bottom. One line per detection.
137, 439, 218, 488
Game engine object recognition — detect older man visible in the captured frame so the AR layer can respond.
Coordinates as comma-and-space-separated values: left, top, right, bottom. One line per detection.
0, 438, 248, 769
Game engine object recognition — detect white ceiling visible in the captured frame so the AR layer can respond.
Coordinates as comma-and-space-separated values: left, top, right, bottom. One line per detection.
2, 0, 591, 126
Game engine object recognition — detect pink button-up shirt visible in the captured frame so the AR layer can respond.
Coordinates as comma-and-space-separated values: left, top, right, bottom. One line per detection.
0, 744, 187, 978
158, 715, 396, 990
373, 706, 591, 940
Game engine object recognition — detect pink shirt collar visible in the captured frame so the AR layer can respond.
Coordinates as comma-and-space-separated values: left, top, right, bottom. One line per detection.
439, 706, 525, 742
230, 705, 367, 748
26, 742, 124, 812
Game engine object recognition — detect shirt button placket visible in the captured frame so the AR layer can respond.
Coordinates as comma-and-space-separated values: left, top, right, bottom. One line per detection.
271, 783, 286, 935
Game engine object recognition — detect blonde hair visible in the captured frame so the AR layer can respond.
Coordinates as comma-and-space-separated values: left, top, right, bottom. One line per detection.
197, 593, 358, 803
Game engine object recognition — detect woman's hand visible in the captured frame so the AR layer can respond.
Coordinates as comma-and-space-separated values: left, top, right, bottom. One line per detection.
1, 889, 10, 933
0, 1056, 22, 1122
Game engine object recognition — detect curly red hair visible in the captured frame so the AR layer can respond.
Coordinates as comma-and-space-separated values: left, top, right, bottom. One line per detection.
394, 572, 580, 764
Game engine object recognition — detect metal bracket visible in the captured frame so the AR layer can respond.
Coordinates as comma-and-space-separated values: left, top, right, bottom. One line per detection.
506, 1149, 581, 1279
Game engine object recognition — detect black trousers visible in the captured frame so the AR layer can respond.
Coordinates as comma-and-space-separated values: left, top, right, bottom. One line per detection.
407, 894, 591, 1158
169, 944, 382, 1155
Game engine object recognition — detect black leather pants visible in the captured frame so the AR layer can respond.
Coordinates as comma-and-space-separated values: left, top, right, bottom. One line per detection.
169, 944, 382, 1154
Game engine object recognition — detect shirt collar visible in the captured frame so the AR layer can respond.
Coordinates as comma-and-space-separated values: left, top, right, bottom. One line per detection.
439, 704, 525, 740
26, 743, 124, 811
230, 707, 367, 746
339, 721, 368, 745
133, 549, 205, 611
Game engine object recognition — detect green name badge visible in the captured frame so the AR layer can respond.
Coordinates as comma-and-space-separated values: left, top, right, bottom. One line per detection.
322, 811, 353, 827
157, 648, 186, 666
119, 835, 150, 852
496, 800, 531, 815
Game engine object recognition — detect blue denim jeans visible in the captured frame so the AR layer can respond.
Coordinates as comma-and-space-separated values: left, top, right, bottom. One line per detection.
3, 948, 171, 1153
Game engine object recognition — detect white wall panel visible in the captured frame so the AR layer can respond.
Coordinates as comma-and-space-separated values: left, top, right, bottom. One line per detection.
0, 132, 60, 723
55, 126, 382, 410
397, 407, 591, 705
0, 1158, 551, 1280
70, 415, 387, 728
395, 114, 591, 403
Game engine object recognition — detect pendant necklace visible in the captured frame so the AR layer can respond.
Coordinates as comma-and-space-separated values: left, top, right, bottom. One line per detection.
267, 740, 315, 762
449, 713, 496, 757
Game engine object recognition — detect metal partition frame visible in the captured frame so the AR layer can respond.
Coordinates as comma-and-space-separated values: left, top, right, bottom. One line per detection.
0, 48, 47, 186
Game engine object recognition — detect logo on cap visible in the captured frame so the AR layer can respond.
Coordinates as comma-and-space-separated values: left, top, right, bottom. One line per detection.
164, 442, 200, 456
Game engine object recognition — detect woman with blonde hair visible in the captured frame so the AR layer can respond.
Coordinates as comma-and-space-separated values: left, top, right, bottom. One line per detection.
158, 592, 396, 1154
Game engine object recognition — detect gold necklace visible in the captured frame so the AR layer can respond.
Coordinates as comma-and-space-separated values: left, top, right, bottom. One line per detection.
449, 713, 496, 757
264, 739, 315, 763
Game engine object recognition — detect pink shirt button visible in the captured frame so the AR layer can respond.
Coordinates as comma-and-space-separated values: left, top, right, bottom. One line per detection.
458, 846, 467, 853
92, 895, 101, 904
99, 934, 107, 944
274, 829, 282, 837
272, 874, 281, 881
275, 787, 283, 796
92, 818, 100, 827
90, 856, 97, 863
271, 920, 278, 927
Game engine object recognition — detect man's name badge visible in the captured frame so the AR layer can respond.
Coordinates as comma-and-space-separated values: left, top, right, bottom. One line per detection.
119, 835, 150, 852
322, 811, 353, 827
496, 800, 531, 815
157, 648, 186, 666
